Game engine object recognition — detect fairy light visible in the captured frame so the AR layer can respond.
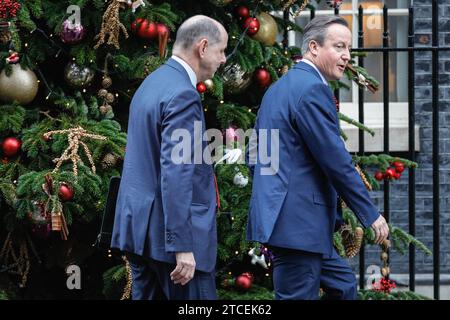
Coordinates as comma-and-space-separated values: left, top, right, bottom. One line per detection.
248, 108, 252, 112
115, 93, 119, 97
235, 251, 239, 255
220, 100, 224, 104
83, 89, 86, 93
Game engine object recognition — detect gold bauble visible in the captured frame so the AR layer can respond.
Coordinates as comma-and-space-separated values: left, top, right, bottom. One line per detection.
204, 79, 214, 91
0, 64, 39, 105
252, 12, 278, 46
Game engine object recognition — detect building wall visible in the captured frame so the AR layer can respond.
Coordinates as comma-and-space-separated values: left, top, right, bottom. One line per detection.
349, 0, 450, 285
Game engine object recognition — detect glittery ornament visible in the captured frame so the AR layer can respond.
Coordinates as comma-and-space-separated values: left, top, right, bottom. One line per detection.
0, 64, 38, 105
60, 19, 86, 44
64, 62, 95, 88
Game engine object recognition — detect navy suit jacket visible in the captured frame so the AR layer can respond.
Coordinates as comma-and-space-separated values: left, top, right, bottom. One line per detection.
111, 58, 217, 272
246, 61, 380, 256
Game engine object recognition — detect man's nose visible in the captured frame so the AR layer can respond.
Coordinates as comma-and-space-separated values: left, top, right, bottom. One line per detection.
221, 53, 227, 65
342, 48, 350, 61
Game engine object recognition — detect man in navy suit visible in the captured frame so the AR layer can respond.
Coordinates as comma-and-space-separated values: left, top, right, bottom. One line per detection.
111, 15, 228, 300
246, 15, 389, 300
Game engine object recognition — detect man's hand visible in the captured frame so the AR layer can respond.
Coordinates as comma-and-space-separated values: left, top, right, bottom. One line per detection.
170, 252, 196, 286
370, 215, 389, 245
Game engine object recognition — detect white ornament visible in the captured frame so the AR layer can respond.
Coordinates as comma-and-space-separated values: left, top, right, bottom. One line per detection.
248, 248, 268, 269
233, 172, 248, 187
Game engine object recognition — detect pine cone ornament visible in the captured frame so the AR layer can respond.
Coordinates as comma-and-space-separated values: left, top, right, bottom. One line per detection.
102, 76, 112, 88
0, 29, 11, 44
102, 153, 118, 169
341, 226, 364, 258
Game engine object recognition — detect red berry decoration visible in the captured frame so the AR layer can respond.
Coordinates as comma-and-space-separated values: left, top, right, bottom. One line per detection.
131, 18, 158, 39
243, 17, 260, 36
59, 183, 74, 202
393, 162, 405, 173
384, 168, 396, 179
374, 171, 384, 181
255, 68, 271, 88
393, 172, 401, 180
235, 272, 253, 291
196, 82, 207, 94
0, 0, 21, 19
1, 137, 21, 157
236, 6, 250, 19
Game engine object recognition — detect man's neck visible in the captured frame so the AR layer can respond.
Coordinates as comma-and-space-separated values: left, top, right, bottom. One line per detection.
172, 54, 200, 82
302, 55, 328, 85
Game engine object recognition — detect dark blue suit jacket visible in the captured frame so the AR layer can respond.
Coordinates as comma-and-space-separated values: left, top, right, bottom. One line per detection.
246, 61, 380, 256
111, 58, 217, 272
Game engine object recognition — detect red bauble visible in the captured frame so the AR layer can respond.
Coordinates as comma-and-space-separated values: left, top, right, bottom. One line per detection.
255, 68, 271, 88
243, 17, 260, 36
235, 273, 253, 291
1, 137, 21, 157
131, 18, 158, 39
156, 23, 170, 37
236, 6, 250, 19
384, 168, 396, 179
374, 171, 384, 181
291, 54, 303, 64
59, 183, 74, 201
196, 82, 207, 94
393, 172, 401, 180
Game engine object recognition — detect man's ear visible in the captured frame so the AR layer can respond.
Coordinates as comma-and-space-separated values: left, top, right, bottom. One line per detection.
309, 40, 319, 57
198, 38, 208, 58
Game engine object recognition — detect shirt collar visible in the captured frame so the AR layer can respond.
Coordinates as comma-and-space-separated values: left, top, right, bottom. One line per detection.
171, 55, 197, 88
302, 58, 328, 86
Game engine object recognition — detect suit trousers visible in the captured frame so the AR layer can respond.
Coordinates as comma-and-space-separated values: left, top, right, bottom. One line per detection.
270, 246, 357, 300
126, 253, 217, 300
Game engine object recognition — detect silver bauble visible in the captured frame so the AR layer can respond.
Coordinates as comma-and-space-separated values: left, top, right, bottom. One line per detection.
221, 63, 252, 95
64, 62, 95, 88
0, 64, 39, 105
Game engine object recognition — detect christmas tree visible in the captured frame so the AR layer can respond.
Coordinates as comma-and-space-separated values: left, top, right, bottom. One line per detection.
0, 0, 430, 300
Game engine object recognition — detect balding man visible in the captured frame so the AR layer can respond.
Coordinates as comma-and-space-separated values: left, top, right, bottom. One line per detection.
111, 15, 228, 300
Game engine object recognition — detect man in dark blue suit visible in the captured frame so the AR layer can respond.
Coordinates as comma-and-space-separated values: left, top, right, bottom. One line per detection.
246, 15, 389, 300
111, 15, 228, 300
